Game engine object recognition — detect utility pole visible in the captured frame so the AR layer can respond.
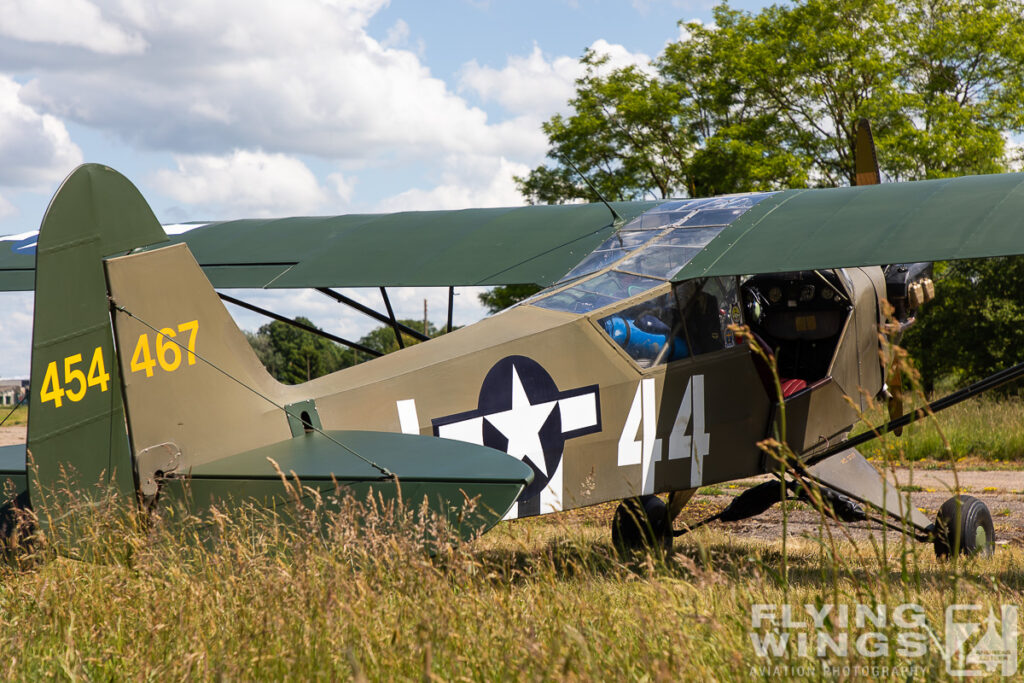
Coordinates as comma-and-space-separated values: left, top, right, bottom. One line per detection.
423, 298, 428, 338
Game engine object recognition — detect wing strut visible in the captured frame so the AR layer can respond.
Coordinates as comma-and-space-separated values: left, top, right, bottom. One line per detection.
316, 288, 429, 342
379, 287, 404, 349
446, 286, 454, 334
217, 292, 383, 358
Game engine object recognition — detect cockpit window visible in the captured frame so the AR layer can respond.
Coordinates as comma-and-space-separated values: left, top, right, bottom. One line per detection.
674, 276, 742, 354
524, 191, 776, 315
679, 208, 749, 227
620, 208, 696, 231
597, 277, 743, 368
557, 230, 662, 283
616, 227, 724, 279
619, 193, 773, 231
597, 292, 685, 367
533, 271, 661, 314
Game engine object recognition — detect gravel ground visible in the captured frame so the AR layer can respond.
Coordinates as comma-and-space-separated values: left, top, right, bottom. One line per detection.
0, 426, 24, 446
686, 468, 1024, 550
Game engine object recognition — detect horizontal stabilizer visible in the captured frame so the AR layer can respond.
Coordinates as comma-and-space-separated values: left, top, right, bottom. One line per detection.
169, 430, 534, 539
0, 444, 24, 475
189, 429, 534, 485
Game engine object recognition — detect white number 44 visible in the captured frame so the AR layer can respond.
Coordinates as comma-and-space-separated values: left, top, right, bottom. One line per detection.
618, 375, 710, 493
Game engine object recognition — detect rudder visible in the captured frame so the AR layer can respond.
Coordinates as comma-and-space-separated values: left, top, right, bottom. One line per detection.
28, 164, 168, 511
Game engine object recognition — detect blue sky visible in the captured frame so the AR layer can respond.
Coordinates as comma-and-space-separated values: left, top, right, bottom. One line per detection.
0, 0, 771, 377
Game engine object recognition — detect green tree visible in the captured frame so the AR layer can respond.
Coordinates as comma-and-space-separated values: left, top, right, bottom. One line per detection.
518, 0, 1024, 203
245, 317, 355, 384
885, 0, 1024, 180
357, 319, 443, 355
478, 284, 541, 314
903, 257, 1024, 392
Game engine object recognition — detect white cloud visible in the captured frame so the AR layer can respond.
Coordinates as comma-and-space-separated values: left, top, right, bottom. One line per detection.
588, 38, 655, 73
151, 150, 335, 218
377, 155, 530, 211
0, 2, 665, 226
677, 18, 713, 43
458, 39, 652, 118
0, 0, 147, 55
0, 75, 83, 190
382, 18, 410, 49
0, 193, 13, 219
4, 0, 529, 163
328, 172, 356, 203
459, 45, 581, 118
0, 293, 33, 378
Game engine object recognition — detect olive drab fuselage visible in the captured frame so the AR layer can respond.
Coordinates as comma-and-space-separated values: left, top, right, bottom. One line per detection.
105, 236, 886, 520
18, 165, 905, 532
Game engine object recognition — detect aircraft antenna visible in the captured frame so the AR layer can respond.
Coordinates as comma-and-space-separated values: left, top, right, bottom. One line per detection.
563, 158, 624, 224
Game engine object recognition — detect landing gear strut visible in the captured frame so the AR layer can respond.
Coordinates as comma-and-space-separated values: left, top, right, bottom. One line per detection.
612, 495, 672, 555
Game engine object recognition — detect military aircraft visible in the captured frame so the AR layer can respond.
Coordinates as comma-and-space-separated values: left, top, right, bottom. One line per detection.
2, 145, 1024, 556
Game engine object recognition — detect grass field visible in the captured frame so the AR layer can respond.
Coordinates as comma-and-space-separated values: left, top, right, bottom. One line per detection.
853, 395, 1024, 466
0, 490, 1020, 680
0, 404, 27, 427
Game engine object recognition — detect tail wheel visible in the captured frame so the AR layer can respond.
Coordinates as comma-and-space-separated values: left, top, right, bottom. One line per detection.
0, 491, 32, 549
933, 495, 995, 558
612, 495, 672, 556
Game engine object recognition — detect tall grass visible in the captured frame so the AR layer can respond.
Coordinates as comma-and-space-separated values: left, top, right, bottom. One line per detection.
0, 487, 1020, 680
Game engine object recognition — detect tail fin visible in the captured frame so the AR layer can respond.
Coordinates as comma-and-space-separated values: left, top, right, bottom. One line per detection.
28, 165, 168, 506
105, 242, 294, 479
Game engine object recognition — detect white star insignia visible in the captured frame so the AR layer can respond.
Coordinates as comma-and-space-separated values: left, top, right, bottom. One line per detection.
484, 367, 558, 476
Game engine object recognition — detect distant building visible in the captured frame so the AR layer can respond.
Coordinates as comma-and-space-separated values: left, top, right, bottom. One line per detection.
0, 379, 28, 407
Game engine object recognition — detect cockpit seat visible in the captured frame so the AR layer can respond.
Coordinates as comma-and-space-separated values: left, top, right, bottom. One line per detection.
780, 378, 808, 397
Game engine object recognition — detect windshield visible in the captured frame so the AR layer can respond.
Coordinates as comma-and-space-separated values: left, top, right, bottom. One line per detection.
525, 192, 775, 314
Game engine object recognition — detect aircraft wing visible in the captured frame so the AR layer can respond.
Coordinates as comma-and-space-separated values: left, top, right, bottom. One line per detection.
676, 172, 1024, 280
0, 231, 35, 291
8, 171, 1024, 293
0, 201, 660, 291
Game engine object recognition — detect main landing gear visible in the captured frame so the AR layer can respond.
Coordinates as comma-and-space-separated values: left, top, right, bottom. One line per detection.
610, 489, 997, 560
611, 489, 695, 555
611, 496, 673, 555
933, 495, 995, 558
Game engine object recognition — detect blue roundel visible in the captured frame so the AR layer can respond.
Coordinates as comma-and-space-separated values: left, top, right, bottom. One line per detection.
10, 233, 38, 255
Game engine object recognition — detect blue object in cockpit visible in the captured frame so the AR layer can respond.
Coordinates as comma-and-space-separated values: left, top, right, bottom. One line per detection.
602, 315, 689, 361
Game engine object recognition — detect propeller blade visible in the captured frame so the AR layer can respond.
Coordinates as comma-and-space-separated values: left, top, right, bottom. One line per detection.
854, 118, 881, 186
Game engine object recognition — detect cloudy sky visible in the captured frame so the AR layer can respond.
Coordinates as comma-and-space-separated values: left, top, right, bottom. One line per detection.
0, 0, 768, 377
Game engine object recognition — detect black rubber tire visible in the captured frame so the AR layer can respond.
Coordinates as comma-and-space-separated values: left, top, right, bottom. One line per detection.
612, 495, 672, 556
0, 490, 32, 548
933, 495, 995, 558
